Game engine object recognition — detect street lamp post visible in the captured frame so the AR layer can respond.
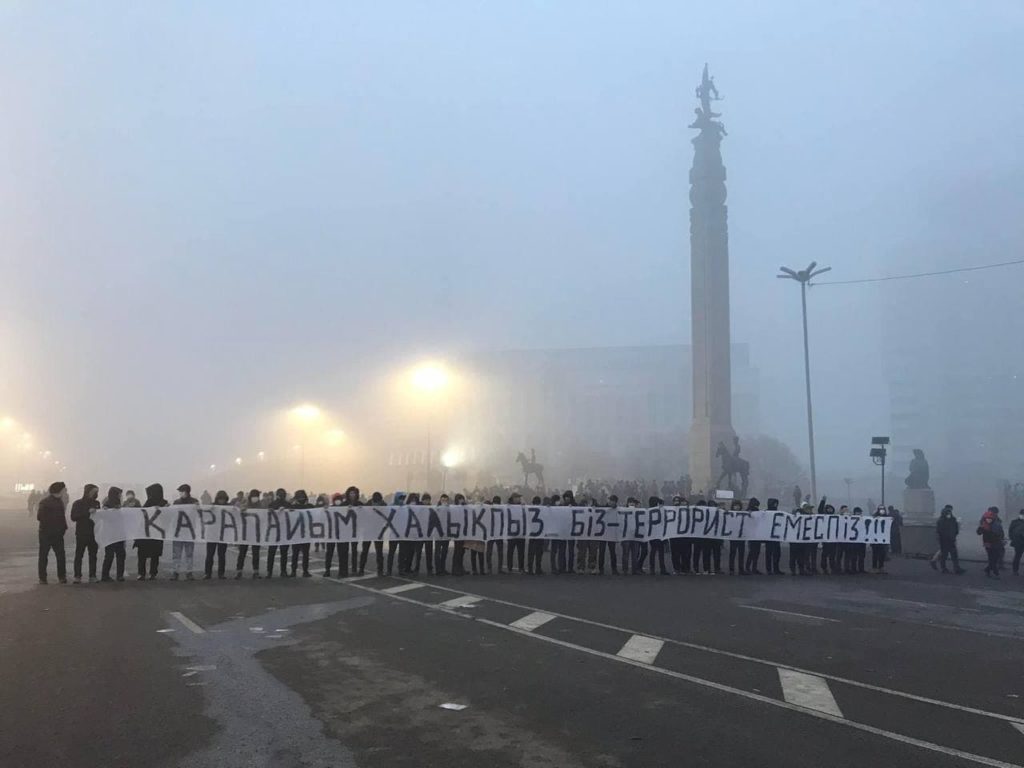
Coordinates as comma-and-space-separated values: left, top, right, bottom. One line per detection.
777, 262, 831, 503
870, 436, 889, 508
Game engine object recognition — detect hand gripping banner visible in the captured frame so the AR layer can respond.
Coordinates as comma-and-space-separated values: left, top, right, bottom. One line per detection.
94, 505, 891, 549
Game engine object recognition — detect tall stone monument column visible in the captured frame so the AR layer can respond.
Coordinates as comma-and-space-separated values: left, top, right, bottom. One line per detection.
688, 64, 736, 495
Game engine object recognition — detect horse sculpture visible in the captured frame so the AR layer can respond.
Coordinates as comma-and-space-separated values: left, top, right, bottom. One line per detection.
715, 439, 750, 498
515, 450, 545, 490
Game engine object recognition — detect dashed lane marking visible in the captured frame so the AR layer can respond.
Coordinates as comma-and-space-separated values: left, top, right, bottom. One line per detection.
509, 611, 557, 632
324, 577, 1024, 768
438, 595, 482, 609
362, 577, 1024, 727
738, 605, 840, 623
1013, 723, 1024, 738
617, 634, 664, 665
381, 582, 426, 595
170, 611, 206, 634
779, 668, 844, 717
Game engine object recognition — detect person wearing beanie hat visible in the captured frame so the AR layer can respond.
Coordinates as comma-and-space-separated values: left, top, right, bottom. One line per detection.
37, 481, 69, 584
235, 489, 263, 579
170, 483, 198, 581
70, 483, 101, 583
100, 487, 126, 581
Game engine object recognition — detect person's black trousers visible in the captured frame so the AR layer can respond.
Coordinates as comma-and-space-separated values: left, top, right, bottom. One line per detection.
204, 543, 227, 577
938, 540, 961, 571
39, 532, 66, 582
649, 540, 669, 574
423, 541, 434, 574
1012, 545, 1022, 575
102, 542, 126, 580
74, 533, 98, 579
710, 541, 722, 573
597, 541, 618, 574
324, 542, 350, 577
291, 543, 311, 576
550, 540, 566, 573
745, 542, 762, 573
435, 540, 450, 574
806, 543, 818, 573
871, 544, 887, 570
788, 543, 803, 574
387, 541, 399, 575
236, 545, 260, 573
728, 540, 746, 574
266, 545, 290, 576
506, 538, 525, 571
486, 540, 504, 573
451, 541, 466, 575
765, 541, 782, 574
820, 543, 835, 573
985, 545, 1004, 575
358, 541, 380, 575
137, 552, 158, 578
669, 538, 682, 572
566, 541, 576, 573
526, 540, 544, 574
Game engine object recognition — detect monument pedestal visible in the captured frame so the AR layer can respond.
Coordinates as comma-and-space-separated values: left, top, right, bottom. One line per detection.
902, 488, 936, 525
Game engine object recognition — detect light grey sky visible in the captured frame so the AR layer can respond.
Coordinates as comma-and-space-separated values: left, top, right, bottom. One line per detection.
1, 1, 1022, 484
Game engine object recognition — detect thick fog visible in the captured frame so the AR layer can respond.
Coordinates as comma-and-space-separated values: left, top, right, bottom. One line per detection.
1, 2, 1022, 504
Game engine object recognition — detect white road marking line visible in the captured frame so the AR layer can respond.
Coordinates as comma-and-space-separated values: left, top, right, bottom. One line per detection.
170, 611, 206, 634
509, 611, 557, 632
337, 580, 1023, 768
438, 595, 481, 609
739, 605, 840, 623
874, 596, 982, 613
340, 574, 378, 582
1012, 722, 1024, 737
779, 668, 844, 717
381, 582, 425, 594
617, 634, 664, 665
366, 578, 1024, 727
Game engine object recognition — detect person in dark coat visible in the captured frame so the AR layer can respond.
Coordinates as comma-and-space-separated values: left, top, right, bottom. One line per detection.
203, 490, 231, 579
1010, 509, 1024, 576
930, 504, 965, 574
763, 498, 783, 574
100, 486, 127, 581
134, 483, 167, 580
743, 497, 763, 574
504, 492, 525, 574
485, 494, 505, 574
37, 481, 68, 584
977, 506, 1005, 578
358, 491, 387, 576
235, 489, 263, 579
266, 488, 291, 577
289, 490, 313, 577
324, 492, 346, 578
728, 499, 747, 575
648, 496, 670, 575
597, 495, 620, 575
70, 483, 101, 583
170, 483, 198, 580
870, 506, 889, 573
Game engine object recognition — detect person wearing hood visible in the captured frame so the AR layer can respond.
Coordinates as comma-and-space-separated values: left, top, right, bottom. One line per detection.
763, 498, 783, 575
484, 494, 504, 575
789, 502, 813, 576
266, 488, 291, 577
200, 489, 212, 505
743, 498, 764, 575
525, 495, 544, 575
37, 481, 69, 584
123, 489, 141, 508
289, 490, 313, 578
134, 484, 167, 580
870, 506, 889, 573
170, 484, 198, 580
358, 490, 386, 576
435, 493, 454, 575
1010, 509, 1024, 576
235, 489, 263, 579
324, 492, 346, 578
647, 496, 670, 576
728, 499, 747, 576
412, 492, 435, 575
203, 490, 231, 579
597, 494, 620, 575
100, 487, 127, 581
977, 506, 1005, 578
930, 504, 965, 575
70, 483, 101, 583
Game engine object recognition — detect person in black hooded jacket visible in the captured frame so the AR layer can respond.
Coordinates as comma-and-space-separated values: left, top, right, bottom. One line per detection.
134, 483, 167, 580
235, 489, 263, 579
100, 486, 126, 581
203, 490, 231, 579
70, 483, 101, 583
727, 499, 747, 576
763, 498, 784, 574
266, 488, 291, 577
289, 490, 313, 577
37, 481, 68, 584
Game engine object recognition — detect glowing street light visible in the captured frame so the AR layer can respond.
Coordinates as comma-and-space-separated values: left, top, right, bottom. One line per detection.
405, 361, 455, 493
234, 457, 243, 466
209, 463, 217, 472
289, 403, 323, 424
257, 451, 266, 462
0, 416, 15, 431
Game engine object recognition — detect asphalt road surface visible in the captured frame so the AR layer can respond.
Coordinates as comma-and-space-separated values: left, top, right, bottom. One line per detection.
1, 511, 1022, 768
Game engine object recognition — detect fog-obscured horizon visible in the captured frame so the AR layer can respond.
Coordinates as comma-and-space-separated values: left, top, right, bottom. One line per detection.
2, 2, 1022, 503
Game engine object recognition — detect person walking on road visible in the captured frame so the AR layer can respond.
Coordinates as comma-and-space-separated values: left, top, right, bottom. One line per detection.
929, 505, 965, 575
134, 483, 167, 580
978, 506, 1006, 578
37, 481, 68, 584
1008, 509, 1024, 576
70, 483, 100, 583
100, 486, 127, 581
170, 484, 198, 580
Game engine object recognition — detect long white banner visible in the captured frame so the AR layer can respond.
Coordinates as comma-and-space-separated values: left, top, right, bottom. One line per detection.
94, 505, 891, 548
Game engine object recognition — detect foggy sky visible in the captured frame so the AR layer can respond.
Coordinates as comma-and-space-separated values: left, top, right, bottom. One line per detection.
2, 1, 1022, 486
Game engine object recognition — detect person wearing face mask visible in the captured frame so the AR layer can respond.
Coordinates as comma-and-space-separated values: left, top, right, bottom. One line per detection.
415, 492, 435, 575
357, 490, 384, 576
266, 488, 291, 578
100, 486, 127, 582
870, 506, 889, 574
169, 484, 198, 581
324, 492, 346, 578
930, 504, 965, 575
525, 495, 544, 575
70, 484, 101, 583
134, 484, 167, 580
597, 495, 619, 575
504, 492, 525, 574
451, 493, 470, 576
977, 506, 1005, 578
485, 495, 505, 574
743, 498, 763, 574
235, 489, 263, 579
289, 490, 313, 577
727, 499, 747, 576
763, 498, 784, 575
1009, 509, 1024, 576
203, 490, 231, 579
434, 493, 453, 574
647, 496, 670, 576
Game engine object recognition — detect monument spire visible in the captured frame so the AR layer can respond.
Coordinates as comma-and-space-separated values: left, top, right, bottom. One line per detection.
688, 63, 737, 496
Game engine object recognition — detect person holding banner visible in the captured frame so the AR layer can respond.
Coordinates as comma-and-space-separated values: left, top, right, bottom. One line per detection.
324, 492, 347, 578
343, 486, 361, 577
728, 499, 747, 576
486, 495, 505, 575
415, 492, 435, 575
525, 495, 544, 575
451, 493, 471, 576
70, 483, 101, 583
647, 497, 670, 576
357, 489, 384, 577
743, 497, 763, 575
289, 490, 313, 578
235, 489, 263, 579
266, 488, 291, 578
871, 506, 889, 573
203, 490, 230, 579
597, 495, 619, 576
435, 493, 453, 575
763, 498, 783, 575
134, 484, 166, 580
170, 484, 198, 580
505, 492, 525, 574
100, 486, 126, 582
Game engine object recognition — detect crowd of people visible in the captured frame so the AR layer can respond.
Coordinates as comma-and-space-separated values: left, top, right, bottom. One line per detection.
31, 480, 1024, 585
